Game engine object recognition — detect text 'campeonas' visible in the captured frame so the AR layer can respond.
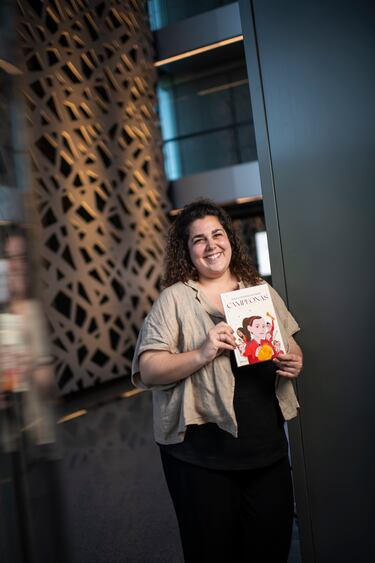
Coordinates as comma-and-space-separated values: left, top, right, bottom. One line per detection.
226, 295, 269, 309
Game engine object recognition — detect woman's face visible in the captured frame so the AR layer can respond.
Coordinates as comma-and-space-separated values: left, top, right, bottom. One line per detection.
4, 236, 28, 299
248, 318, 266, 340
187, 215, 232, 281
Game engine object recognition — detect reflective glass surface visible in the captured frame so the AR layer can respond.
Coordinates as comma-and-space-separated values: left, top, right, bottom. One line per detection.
157, 61, 257, 180
148, 0, 235, 30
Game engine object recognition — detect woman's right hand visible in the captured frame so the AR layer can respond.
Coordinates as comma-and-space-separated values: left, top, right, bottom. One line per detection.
139, 322, 236, 387
199, 321, 237, 363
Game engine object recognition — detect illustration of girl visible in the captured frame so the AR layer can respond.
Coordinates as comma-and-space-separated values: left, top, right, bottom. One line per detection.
241, 315, 277, 364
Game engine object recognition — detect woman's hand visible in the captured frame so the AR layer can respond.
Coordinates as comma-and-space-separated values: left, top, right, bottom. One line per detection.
199, 321, 237, 363
273, 354, 302, 378
272, 336, 303, 379
140, 322, 237, 387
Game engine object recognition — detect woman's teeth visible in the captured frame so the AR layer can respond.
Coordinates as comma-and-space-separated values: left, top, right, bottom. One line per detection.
205, 252, 221, 262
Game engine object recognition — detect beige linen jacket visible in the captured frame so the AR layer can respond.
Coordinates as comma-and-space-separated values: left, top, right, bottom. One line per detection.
132, 280, 300, 445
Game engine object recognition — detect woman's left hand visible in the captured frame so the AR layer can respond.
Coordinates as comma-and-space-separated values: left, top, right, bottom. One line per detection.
272, 353, 303, 378
272, 336, 303, 378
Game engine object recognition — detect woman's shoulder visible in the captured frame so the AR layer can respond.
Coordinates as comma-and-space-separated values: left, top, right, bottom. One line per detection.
240, 276, 264, 288
151, 281, 193, 310
262, 281, 286, 307
241, 278, 288, 312
142, 282, 195, 333
159, 281, 194, 299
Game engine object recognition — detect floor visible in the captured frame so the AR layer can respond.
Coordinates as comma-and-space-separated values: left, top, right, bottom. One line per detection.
57, 379, 302, 563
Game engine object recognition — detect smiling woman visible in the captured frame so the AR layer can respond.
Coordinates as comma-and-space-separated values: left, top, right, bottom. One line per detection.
132, 199, 303, 563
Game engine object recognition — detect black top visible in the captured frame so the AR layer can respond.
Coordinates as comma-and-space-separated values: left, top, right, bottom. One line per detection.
159, 354, 288, 470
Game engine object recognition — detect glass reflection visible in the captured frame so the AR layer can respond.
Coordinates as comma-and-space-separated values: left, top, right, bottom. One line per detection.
148, 0, 235, 30
0, 224, 66, 563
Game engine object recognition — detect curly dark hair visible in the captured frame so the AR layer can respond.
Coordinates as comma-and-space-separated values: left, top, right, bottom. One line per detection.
162, 199, 261, 287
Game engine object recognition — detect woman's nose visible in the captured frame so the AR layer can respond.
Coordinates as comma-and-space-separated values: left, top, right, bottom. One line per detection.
206, 238, 215, 249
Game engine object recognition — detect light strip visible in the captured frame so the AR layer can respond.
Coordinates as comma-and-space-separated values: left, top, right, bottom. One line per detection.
56, 389, 144, 424
235, 195, 263, 204
58, 409, 88, 424
198, 78, 249, 97
121, 388, 145, 399
154, 35, 243, 67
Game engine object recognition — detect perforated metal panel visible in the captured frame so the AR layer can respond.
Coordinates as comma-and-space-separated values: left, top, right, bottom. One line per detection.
18, 0, 170, 393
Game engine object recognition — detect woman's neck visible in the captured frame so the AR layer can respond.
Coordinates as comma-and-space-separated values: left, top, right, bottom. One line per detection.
197, 271, 238, 293
196, 272, 239, 315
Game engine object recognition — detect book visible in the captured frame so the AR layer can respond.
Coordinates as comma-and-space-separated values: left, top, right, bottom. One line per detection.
0, 313, 29, 392
220, 284, 287, 367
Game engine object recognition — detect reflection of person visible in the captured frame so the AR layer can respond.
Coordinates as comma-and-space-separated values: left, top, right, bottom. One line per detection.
132, 200, 303, 563
1, 225, 55, 442
1, 225, 66, 563
242, 315, 276, 363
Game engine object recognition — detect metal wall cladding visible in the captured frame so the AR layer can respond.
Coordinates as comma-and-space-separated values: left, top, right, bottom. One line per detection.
18, 0, 170, 394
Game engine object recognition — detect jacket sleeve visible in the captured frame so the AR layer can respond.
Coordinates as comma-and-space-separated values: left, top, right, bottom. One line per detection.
131, 288, 180, 391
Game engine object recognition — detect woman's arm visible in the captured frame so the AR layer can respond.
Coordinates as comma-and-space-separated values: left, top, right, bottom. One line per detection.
139, 349, 207, 386
139, 321, 236, 386
272, 336, 303, 379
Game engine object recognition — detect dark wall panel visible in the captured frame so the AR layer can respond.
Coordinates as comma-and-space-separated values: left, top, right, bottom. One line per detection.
240, 1, 375, 562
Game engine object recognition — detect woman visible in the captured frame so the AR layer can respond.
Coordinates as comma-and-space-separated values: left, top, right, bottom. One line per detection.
132, 200, 303, 563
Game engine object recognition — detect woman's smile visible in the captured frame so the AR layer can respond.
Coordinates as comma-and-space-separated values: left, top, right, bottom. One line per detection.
204, 251, 223, 262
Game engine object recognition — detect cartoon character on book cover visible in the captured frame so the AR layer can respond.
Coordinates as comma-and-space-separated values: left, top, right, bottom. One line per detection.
240, 312, 282, 364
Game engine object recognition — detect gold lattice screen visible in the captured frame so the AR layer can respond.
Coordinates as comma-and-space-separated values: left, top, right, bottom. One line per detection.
18, 0, 170, 393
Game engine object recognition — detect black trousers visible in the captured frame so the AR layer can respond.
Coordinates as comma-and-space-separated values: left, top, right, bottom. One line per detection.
160, 451, 294, 563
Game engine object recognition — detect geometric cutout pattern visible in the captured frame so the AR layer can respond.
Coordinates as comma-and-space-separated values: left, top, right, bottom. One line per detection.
18, 0, 170, 394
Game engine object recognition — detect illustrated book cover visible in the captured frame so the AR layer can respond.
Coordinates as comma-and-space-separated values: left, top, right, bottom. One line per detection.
220, 284, 287, 367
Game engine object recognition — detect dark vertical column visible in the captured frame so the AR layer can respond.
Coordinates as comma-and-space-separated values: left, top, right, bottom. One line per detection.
0, 0, 27, 223
18, 0, 170, 394
240, 1, 375, 562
